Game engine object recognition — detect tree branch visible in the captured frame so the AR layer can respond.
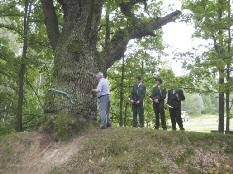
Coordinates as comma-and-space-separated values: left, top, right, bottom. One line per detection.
0, 13, 23, 17
0, 23, 19, 33
41, 0, 60, 50
129, 10, 181, 39
119, 0, 147, 22
102, 10, 181, 69
57, 0, 67, 17
26, 79, 43, 108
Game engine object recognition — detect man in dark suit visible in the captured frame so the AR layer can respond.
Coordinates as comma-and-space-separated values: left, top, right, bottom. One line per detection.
129, 76, 146, 127
167, 89, 185, 130
150, 77, 167, 130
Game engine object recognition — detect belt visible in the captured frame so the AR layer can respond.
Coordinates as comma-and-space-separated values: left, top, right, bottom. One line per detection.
98, 94, 109, 99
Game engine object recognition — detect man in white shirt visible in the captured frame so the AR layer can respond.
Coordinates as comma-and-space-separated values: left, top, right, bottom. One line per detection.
92, 72, 111, 129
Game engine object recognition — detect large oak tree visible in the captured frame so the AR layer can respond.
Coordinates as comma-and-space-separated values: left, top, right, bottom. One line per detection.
41, 0, 181, 125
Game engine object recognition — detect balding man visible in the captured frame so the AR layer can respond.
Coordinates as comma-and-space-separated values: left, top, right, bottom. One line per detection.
92, 72, 111, 129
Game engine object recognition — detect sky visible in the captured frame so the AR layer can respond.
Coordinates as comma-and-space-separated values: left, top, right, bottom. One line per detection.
161, 0, 194, 76
162, 21, 195, 76
127, 0, 199, 76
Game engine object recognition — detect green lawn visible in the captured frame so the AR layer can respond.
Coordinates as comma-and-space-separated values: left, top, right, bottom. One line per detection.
183, 114, 233, 132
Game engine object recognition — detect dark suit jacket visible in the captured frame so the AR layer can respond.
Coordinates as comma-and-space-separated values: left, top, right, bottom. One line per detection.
167, 89, 185, 109
129, 83, 146, 103
150, 85, 167, 104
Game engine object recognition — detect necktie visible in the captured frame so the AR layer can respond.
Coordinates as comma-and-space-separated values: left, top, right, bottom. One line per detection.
158, 86, 162, 95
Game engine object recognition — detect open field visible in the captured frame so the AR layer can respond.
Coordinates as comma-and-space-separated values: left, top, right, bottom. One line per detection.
183, 114, 233, 132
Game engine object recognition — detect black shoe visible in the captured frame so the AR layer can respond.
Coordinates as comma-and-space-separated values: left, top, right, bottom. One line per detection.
163, 128, 167, 131
100, 125, 106, 129
106, 123, 111, 128
180, 128, 185, 131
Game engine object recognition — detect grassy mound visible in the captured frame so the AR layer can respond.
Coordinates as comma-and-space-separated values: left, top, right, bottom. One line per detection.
0, 128, 233, 174
50, 128, 233, 174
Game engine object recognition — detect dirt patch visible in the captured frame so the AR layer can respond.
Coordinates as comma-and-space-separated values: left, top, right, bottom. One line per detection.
4, 132, 86, 174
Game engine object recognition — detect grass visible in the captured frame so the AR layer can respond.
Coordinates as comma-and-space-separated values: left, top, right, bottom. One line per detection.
183, 114, 233, 132
0, 132, 38, 174
0, 133, 19, 173
49, 128, 233, 174
0, 127, 233, 174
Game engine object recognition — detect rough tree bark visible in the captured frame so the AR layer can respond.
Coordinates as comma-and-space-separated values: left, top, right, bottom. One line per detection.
41, 0, 181, 128
41, 0, 102, 126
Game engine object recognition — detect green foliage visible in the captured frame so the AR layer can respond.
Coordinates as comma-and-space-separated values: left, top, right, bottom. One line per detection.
201, 94, 218, 114
182, 0, 233, 93
54, 113, 74, 141
0, 133, 19, 172
0, 122, 15, 136
182, 93, 218, 116
0, 0, 54, 134
42, 113, 97, 141
183, 94, 204, 115
0, 37, 18, 135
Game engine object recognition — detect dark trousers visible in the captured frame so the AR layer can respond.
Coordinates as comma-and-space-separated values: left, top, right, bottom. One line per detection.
169, 107, 184, 130
132, 103, 144, 127
153, 103, 167, 129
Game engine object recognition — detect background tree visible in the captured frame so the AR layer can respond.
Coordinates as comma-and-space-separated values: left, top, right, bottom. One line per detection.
183, 0, 233, 132
225, 0, 232, 133
0, 0, 54, 134
16, 0, 33, 132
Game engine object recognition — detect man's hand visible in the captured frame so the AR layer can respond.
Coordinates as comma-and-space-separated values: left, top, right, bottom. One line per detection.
149, 98, 154, 103
154, 99, 159, 103
136, 100, 140, 104
130, 100, 134, 103
92, 89, 98, 92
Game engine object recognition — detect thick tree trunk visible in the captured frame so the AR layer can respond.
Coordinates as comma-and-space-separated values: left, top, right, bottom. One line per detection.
44, 0, 103, 124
